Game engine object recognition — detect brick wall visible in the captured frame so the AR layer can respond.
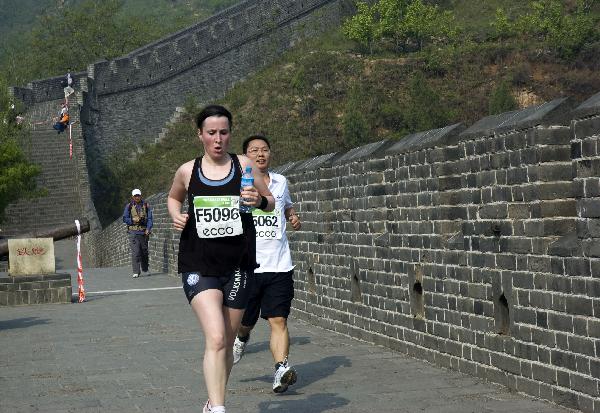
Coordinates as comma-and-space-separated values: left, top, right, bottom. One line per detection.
93, 93, 598, 412
10, 1, 355, 229
0, 273, 72, 306
276, 95, 599, 413
13, 0, 352, 163
3, 97, 90, 234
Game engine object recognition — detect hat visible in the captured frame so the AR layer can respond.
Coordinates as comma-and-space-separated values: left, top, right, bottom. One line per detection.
131, 188, 142, 196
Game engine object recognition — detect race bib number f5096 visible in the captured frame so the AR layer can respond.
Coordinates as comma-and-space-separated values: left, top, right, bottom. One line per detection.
194, 196, 243, 239
252, 208, 282, 240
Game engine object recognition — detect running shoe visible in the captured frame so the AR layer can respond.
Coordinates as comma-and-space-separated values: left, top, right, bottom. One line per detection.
132, 273, 139, 278
233, 336, 248, 365
202, 399, 211, 413
272, 360, 297, 393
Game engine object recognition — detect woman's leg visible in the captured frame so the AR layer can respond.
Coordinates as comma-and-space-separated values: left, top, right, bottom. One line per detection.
190, 289, 228, 406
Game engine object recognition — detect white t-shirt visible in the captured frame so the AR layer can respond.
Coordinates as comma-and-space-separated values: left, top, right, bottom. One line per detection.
253, 172, 294, 273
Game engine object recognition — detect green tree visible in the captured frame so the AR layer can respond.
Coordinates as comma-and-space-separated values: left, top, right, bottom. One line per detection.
489, 79, 518, 115
343, 0, 458, 52
514, 0, 598, 59
397, 0, 457, 51
490, 8, 514, 40
342, 2, 376, 53
373, 0, 409, 50
0, 76, 40, 222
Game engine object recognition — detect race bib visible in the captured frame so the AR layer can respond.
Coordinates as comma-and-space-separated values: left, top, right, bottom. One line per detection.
252, 208, 282, 240
194, 196, 243, 239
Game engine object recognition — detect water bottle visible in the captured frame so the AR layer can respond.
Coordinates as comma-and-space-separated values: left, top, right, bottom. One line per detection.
240, 166, 253, 213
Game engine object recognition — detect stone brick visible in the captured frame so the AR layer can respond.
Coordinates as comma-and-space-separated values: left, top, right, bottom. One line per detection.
528, 163, 574, 182
568, 335, 596, 357
551, 349, 577, 370
580, 199, 600, 218
532, 363, 557, 385
553, 387, 581, 410
566, 295, 594, 317
548, 312, 573, 333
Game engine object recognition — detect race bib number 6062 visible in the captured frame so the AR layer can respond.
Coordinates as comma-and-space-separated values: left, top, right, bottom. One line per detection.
252, 208, 282, 239
194, 196, 243, 239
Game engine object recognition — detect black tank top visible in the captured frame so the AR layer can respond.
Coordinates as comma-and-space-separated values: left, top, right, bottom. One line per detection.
178, 154, 256, 275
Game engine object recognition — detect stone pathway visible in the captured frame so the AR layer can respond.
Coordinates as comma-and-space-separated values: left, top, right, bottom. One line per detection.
0, 265, 576, 413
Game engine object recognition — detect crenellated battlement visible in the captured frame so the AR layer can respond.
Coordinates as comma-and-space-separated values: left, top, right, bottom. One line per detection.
10, 71, 88, 107
92, 0, 338, 96
9, 0, 350, 177
10, 0, 340, 105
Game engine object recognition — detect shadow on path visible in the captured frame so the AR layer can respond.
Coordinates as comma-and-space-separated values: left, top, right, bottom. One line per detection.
240, 355, 352, 393
243, 336, 311, 356
257, 393, 349, 412
0, 317, 50, 330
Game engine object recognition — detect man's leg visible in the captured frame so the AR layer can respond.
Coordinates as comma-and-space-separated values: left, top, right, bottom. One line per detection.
267, 316, 290, 364
262, 271, 296, 393
270, 315, 297, 393
129, 234, 141, 276
140, 234, 149, 273
232, 273, 263, 365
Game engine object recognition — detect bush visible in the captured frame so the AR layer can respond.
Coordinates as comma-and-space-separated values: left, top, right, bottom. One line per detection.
403, 72, 450, 132
490, 8, 514, 40
489, 80, 518, 115
510, 62, 532, 86
0, 77, 41, 222
342, 84, 370, 148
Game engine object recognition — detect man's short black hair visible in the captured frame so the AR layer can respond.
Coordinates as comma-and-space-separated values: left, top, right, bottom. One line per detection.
242, 134, 271, 154
196, 105, 233, 130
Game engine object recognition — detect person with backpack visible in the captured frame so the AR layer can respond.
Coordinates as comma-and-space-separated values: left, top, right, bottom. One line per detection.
53, 103, 70, 133
123, 188, 153, 278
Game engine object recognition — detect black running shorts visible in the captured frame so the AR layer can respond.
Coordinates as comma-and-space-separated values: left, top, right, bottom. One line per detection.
241, 270, 294, 326
181, 269, 251, 309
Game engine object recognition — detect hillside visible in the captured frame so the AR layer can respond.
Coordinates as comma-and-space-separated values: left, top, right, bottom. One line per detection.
96, 0, 600, 222
5, 0, 599, 223
0, 0, 237, 47
0, 0, 238, 85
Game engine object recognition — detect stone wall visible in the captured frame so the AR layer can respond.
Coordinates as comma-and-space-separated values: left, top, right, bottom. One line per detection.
2, 95, 96, 235
14, 0, 353, 165
8, 0, 355, 237
2, 91, 102, 265
93, 92, 600, 412
0, 273, 72, 306
5, 0, 366, 257
279, 94, 599, 413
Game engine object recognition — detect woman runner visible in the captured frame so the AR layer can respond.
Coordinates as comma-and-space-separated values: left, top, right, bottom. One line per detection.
168, 105, 274, 413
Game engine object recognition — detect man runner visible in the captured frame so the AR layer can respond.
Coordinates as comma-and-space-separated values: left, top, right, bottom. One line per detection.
233, 134, 302, 393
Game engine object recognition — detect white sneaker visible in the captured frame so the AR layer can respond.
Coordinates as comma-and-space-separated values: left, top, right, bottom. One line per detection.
272, 360, 297, 393
132, 273, 139, 278
233, 336, 248, 365
203, 400, 225, 413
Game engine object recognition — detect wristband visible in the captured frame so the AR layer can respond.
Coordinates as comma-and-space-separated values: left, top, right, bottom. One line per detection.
258, 195, 268, 210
